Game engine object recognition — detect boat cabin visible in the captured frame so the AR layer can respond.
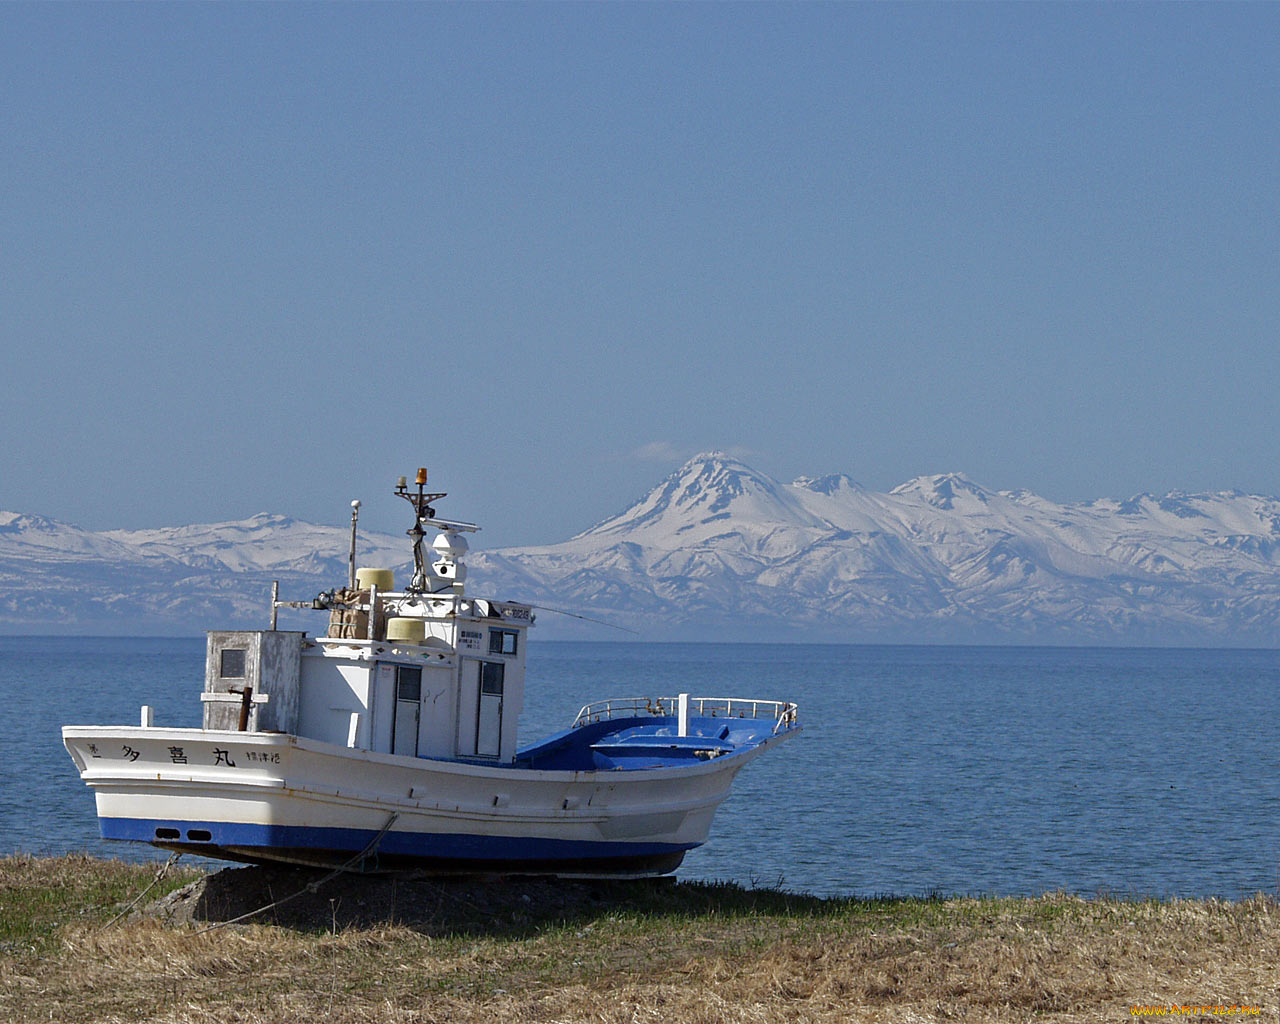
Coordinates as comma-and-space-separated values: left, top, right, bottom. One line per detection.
200, 516, 534, 764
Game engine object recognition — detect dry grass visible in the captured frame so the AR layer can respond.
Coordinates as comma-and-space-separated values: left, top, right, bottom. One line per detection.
0, 856, 1276, 1023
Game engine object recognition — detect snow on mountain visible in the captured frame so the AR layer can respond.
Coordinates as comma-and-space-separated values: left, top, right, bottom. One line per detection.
100, 513, 406, 574
468, 453, 1280, 643
0, 510, 410, 634
792, 473, 860, 496
5, 453, 1280, 643
0, 512, 140, 561
578, 451, 834, 545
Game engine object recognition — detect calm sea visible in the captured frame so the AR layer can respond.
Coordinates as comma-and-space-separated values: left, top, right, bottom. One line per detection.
3, 636, 1278, 899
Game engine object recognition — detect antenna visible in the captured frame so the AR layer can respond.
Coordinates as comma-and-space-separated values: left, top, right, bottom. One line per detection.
395, 468, 448, 592
348, 499, 360, 589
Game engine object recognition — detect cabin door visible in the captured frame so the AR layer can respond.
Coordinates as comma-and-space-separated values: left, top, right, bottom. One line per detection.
459, 660, 504, 758
475, 662, 504, 758
391, 666, 421, 757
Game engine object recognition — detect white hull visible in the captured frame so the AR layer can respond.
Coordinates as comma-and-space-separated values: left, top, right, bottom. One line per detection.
63, 725, 784, 874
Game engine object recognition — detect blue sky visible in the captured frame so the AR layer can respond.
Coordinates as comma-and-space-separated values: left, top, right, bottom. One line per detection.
2, 4, 1277, 548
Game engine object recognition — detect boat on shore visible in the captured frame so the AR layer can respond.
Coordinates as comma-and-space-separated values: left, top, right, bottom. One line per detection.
62, 469, 799, 877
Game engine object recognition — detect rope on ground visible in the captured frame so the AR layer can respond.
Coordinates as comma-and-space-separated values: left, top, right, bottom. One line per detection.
101, 852, 184, 930
193, 812, 400, 935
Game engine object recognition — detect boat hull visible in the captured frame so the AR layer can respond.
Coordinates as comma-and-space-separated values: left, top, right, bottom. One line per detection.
100, 816, 690, 875
63, 725, 785, 876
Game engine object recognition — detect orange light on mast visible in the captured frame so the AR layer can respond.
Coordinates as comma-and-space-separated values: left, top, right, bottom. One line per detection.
416, 468, 428, 485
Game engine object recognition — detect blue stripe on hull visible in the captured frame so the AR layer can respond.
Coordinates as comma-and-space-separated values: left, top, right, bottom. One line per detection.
99, 816, 695, 863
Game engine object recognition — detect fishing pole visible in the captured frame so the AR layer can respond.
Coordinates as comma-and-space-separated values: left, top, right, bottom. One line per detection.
523, 603, 641, 635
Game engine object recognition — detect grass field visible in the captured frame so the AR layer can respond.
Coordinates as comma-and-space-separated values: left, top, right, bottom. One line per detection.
0, 855, 1275, 1023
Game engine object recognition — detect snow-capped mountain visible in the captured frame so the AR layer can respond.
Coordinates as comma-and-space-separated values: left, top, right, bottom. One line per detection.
4, 452, 1280, 643
469, 452, 1280, 644
0, 511, 409, 634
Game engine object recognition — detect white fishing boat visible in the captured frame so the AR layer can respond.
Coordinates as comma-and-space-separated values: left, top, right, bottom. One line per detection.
62, 470, 799, 877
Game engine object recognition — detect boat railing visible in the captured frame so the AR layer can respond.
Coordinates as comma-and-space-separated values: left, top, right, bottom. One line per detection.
571, 696, 799, 735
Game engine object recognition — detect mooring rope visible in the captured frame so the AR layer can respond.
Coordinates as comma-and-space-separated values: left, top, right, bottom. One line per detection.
193, 812, 400, 935
101, 851, 184, 930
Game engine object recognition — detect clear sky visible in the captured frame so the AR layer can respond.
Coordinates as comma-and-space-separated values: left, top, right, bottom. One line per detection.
2, 3, 1277, 548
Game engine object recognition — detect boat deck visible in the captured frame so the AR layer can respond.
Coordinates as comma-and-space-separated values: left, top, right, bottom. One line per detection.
516, 700, 796, 771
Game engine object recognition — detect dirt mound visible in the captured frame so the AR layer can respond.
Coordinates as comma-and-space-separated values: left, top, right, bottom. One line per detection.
148, 863, 673, 933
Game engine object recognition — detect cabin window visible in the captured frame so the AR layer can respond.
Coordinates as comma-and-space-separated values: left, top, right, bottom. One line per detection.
396, 666, 422, 701
219, 649, 246, 679
481, 661, 505, 694
488, 629, 518, 656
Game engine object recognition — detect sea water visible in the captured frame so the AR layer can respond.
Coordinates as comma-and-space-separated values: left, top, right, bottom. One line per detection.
2, 637, 1278, 899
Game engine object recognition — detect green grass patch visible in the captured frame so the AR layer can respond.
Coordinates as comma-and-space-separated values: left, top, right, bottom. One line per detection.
0, 853, 198, 954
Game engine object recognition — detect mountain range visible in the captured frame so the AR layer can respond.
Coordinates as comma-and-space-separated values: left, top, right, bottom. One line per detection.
5, 452, 1280, 644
